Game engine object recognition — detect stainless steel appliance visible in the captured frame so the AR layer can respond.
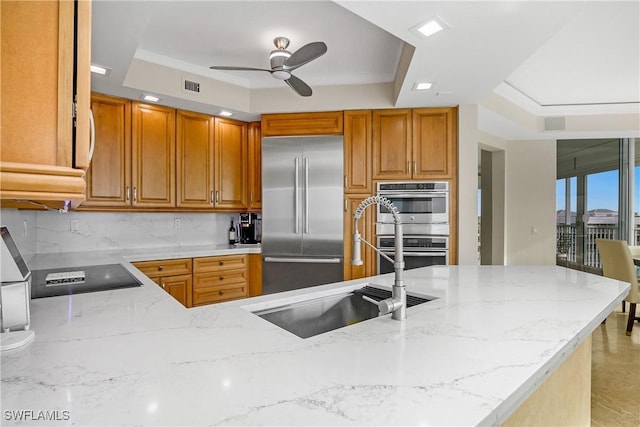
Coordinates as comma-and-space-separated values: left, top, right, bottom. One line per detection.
377, 236, 448, 274
376, 181, 449, 235
262, 135, 343, 294
1, 226, 34, 350
238, 213, 261, 244
30, 264, 142, 299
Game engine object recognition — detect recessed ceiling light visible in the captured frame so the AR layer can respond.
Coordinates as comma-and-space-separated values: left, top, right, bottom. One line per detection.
142, 94, 160, 102
413, 82, 433, 91
90, 64, 111, 76
411, 15, 450, 39
219, 111, 233, 117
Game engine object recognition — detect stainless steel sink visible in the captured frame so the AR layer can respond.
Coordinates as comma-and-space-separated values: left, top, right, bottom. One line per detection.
253, 286, 432, 338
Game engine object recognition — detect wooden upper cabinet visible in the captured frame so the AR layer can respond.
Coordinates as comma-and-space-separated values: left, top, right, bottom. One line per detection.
413, 107, 457, 179
176, 110, 215, 208
0, 0, 91, 205
372, 109, 412, 180
344, 110, 372, 194
247, 122, 262, 211
83, 94, 132, 207
131, 103, 176, 208
214, 118, 247, 209
261, 111, 343, 136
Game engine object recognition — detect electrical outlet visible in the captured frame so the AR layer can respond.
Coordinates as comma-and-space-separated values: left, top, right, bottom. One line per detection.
23, 220, 28, 238
71, 219, 80, 233
174, 218, 181, 229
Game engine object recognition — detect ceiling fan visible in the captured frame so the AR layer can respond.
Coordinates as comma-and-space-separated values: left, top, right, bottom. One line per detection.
209, 37, 327, 97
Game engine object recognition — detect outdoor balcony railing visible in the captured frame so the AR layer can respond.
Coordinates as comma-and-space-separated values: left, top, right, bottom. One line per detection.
556, 224, 640, 269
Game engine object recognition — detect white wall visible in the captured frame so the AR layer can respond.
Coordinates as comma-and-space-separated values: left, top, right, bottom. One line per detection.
505, 140, 557, 265
1, 209, 238, 255
457, 105, 480, 264
459, 107, 557, 266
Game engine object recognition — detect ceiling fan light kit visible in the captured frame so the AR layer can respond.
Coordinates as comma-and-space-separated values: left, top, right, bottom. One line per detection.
210, 37, 327, 96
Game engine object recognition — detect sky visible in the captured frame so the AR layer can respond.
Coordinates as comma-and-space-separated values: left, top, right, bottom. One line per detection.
556, 167, 640, 213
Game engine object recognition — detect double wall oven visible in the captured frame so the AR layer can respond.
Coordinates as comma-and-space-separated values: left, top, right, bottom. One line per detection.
376, 182, 449, 275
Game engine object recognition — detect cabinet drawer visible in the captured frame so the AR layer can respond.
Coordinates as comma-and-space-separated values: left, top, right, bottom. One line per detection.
193, 270, 247, 289
192, 282, 248, 305
132, 258, 192, 278
193, 255, 247, 273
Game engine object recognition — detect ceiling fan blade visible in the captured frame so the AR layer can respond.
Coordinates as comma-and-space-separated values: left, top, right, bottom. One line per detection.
284, 42, 327, 70
285, 74, 313, 97
209, 66, 271, 72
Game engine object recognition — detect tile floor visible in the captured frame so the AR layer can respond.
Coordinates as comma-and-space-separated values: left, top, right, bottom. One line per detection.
591, 304, 640, 426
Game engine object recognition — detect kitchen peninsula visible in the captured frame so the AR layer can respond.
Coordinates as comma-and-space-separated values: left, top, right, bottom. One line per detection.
1, 254, 628, 426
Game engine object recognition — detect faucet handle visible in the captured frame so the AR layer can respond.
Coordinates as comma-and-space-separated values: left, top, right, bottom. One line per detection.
362, 295, 403, 316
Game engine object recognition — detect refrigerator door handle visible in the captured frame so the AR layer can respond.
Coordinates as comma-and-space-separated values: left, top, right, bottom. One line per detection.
304, 157, 309, 234
294, 158, 300, 234
264, 257, 341, 264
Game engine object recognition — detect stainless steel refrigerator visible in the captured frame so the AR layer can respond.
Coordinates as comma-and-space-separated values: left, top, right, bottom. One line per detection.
262, 135, 344, 294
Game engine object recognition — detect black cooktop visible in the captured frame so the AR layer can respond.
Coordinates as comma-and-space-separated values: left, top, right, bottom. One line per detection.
30, 263, 143, 299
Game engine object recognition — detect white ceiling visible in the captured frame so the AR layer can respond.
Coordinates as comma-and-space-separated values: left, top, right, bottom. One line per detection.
91, 0, 639, 129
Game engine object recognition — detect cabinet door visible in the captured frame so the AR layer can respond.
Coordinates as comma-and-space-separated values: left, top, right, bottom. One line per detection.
176, 110, 214, 208
344, 195, 376, 280
413, 108, 457, 179
372, 109, 412, 180
344, 110, 372, 194
214, 118, 247, 209
131, 102, 176, 208
84, 94, 132, 207
247, 122, 262, 211
159, 274, 193, 308
261, 111, 343, 136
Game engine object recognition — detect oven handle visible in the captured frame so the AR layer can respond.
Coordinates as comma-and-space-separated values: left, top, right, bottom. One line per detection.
376, 192, 449, 198
378, 250, 448, 257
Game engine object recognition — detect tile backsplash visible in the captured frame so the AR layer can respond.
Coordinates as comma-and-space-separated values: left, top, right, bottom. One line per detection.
1, 209, 238, 255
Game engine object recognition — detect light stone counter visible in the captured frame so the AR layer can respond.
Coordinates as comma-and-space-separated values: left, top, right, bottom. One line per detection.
0, 263, 629, 426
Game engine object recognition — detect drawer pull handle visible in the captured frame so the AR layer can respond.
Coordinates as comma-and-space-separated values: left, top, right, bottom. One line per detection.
161, 283, 166, 289
219, 261, 224, 265
219, 276, 224, 280
218, 290, 224, 295
158, 266, 163, 271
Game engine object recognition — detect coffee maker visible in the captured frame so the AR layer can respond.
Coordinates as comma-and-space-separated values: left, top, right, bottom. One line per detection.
238, 213, 261, 244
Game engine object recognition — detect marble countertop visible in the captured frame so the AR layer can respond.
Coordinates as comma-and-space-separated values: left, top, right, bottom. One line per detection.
24, 243, 262, 270
0, 261, 628, 426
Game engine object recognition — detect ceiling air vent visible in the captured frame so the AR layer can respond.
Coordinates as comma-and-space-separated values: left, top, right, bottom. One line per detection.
544, 116, 566, 131
182, 78, 200, 94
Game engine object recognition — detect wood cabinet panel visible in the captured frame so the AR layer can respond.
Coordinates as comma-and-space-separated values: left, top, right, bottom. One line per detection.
0, 0, 91, 205
176, 110, 214, 208
193, 255, 247, 274
344, 110, 372, 194
131, 103, 176, 208
344, 195, 376, 280
133, 258, 193, 278
247, 122, 262, 211
158, 273, 193, 308
261, 111, 343, 136
248, 253, 262, 297
192, 281, 248, 306
372, 109, 412, 180
84, 94, 131, 207
214, 118, 247, 209
413, 108, 457, 179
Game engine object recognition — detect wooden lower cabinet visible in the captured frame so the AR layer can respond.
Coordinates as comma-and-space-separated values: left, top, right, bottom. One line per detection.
193, 255, 249, 306
134, 254, 261, 308
344, 195, 376, 280
132, 258, 193, 307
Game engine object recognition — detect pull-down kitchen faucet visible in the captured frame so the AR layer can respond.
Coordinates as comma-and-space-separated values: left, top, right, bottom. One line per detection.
351, 196, 406, 320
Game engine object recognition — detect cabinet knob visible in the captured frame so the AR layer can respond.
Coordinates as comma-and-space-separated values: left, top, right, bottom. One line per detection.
158, 266, 163, 271
218, 290, 224, 295
161, 283, 166, 289
219, 261, 224, 265
219, 276, 224, 281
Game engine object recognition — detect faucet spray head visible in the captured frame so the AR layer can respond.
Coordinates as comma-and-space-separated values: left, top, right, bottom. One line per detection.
351, 230, 363, 266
